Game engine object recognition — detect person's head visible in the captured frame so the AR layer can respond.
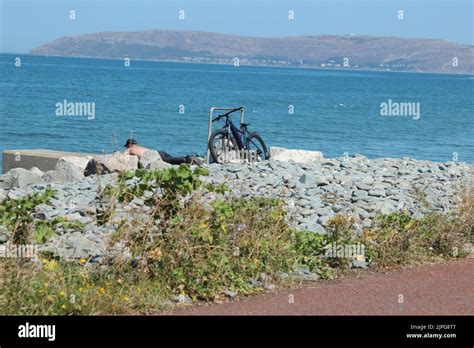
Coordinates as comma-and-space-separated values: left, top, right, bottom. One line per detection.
123, 138, 138, 148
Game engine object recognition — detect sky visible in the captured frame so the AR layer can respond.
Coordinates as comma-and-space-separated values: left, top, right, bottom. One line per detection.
0, 0, 473, 53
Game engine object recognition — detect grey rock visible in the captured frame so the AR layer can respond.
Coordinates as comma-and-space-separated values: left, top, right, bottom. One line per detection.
30, 167, 44, 177
175, 294, 193, 304
84, 152, 139, 176
353, 190, 369, 199
43, 161, 84, 184
318, 215, 333, 226
356, 183, 372, 191
1, 168, 45, 189
264, 283, 276, 290
368, 189, 386, 197
296, 198, 310, 207
300, 209, 317, 217
315, 176, 330, 186
263, 176, 275, 186
59, 156, 93, 172
296, 266, 311, 275
223, 289, 238, 299
311, 224, 327, 234
357, 209, 370, 219
226, 165, 243, 173
361, 176, 375, 185
373, 183, 388, 190
380, 200, 396, 215
315, 205, 334, 216
352, 258, 368, 268
362, 219, 372, 228
138, 150, 171, 170
6, 190, 27, 200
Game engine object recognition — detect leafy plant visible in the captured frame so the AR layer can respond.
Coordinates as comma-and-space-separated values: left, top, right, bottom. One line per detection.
0, 189, 55, 243
0, 189, 84, 244
101, 165, 210, 222
107, 165, 209, 203
294, 231, 334, 277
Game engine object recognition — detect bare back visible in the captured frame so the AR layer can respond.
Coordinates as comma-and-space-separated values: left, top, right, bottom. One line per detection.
124, 144, 149, 156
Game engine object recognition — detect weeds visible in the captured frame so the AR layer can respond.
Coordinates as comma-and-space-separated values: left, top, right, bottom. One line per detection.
362, 207, 472, 267
1, 165, 471, 314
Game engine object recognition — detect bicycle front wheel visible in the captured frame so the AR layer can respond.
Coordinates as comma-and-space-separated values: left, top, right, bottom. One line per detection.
246, 132, 269, 162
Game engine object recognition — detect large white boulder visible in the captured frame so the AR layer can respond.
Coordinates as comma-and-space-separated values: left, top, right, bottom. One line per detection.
58, 155, 93, 173
42, 155, 92, 183
270, 147, 323, 163
84, 152, 139, 176
138, 150, 171, 170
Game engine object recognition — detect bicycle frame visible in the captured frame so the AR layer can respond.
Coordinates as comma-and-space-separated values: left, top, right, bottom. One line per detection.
226, 118, 246, 149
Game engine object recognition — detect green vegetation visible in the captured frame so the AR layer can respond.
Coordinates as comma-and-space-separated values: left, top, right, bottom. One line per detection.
362, 200, 473, 267
115, 196, 301, 301
0, 165, 471, 314
0, 189, 83, 244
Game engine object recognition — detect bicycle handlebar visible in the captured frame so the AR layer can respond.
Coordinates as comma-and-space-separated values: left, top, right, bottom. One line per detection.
212, 107, 243, 122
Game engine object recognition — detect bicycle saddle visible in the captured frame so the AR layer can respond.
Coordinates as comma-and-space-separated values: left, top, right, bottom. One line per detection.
241, 123, 250, 127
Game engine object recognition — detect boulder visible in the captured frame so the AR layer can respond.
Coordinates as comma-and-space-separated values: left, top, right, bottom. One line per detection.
0, 168, 45, 189
84, 152, 139, 176
379, 199, 397, 215
58, 155, 93, 172
270, 147, 323, 164
138, 150, 171, 170
42, 160, 85, 183
30, 167, 44, 177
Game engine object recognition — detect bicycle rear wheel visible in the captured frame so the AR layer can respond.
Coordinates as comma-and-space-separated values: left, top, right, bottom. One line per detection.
208, 130, 239, 164
246, 132, 269, 162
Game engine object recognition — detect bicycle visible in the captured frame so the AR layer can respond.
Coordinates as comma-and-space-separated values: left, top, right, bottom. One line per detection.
208, 107, 269, 164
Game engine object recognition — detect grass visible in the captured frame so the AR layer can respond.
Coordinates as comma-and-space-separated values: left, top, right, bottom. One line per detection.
0, 165, 472, 315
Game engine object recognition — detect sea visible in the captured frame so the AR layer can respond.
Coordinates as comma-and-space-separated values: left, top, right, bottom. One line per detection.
0, 53, 473, 171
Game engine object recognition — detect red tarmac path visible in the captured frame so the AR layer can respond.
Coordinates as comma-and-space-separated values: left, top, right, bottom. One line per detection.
170, 258, 474, 315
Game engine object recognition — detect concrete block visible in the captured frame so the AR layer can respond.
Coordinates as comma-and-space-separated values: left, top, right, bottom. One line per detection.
2, 149, 96, 174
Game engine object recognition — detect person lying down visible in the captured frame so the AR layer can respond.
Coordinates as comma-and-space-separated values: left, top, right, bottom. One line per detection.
122, 138, 203, 165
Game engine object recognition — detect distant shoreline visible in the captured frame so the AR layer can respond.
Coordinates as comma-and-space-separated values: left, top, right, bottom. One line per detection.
2, 52, 473, 77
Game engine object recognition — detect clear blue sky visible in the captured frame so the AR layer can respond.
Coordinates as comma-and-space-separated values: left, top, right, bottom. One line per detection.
0, 0, 472, 53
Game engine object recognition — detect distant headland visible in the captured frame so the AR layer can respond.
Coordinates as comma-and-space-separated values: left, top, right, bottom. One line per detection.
30, 29, 474, 74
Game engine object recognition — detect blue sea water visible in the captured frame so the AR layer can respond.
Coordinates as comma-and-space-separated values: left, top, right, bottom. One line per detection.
0, 53, 473, 170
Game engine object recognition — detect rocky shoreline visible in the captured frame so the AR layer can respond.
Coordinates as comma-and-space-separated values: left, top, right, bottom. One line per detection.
0, 149, 472, 263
